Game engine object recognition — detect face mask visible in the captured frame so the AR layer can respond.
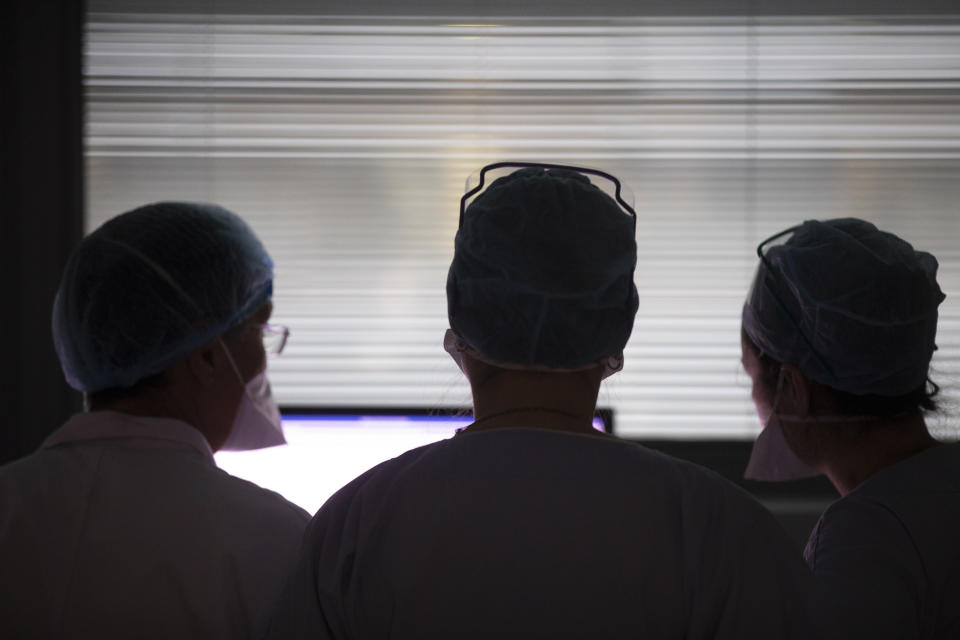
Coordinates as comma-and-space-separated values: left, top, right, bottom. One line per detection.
218, 341, 286, 451
219, 369, 285, 451
443, 328, 624, 380
744, 371, 821, 482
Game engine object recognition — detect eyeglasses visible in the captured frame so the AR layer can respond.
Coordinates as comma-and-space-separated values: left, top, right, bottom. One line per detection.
259, 323, 290, 356
755, 227, 836, 380
459, 161, 637, 230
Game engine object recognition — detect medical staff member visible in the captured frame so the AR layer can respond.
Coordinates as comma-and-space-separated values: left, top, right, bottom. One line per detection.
741, 218, 957, 639
267, 164, 826, 639
0, 202, 310, 639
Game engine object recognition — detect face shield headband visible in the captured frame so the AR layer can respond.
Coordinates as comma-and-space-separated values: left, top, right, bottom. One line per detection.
459, 161, 638, 231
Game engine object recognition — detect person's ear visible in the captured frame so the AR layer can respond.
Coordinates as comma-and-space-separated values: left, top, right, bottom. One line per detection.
183, 339, 221, 388
598, 352, 624, 380
779, 364, 813, 416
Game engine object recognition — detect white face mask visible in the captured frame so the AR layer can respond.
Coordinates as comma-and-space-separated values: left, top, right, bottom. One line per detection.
218, 340, 286, 451
219, 369, 285, 451
744, 372, 821, 482
443, 329, 624, 380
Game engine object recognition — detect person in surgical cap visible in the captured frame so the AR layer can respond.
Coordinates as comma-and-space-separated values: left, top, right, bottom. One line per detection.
740, 218, 958, 639
267, 164, 826, 639
0, 202, 309, 639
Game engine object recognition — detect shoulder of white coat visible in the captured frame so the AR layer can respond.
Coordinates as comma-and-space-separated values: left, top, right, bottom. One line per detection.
210, 465, 312, 524
315, 438, 451, 515
805, 492, 916, 569
294, 439, 451, 584
650, 446, 777, 513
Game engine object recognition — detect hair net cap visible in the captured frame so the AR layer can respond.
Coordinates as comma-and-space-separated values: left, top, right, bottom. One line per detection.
447, 167, 638, 369
52, 202, 274, 392
743, 218, 945, 397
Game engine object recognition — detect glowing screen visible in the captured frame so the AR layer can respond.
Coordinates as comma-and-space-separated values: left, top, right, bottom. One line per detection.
215, 411, 609, 514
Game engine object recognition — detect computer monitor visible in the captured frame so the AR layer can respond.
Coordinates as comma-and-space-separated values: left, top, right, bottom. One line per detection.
215, 407, 613, 514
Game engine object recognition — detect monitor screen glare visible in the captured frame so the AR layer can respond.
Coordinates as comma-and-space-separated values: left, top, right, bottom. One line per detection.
215, 412, 607, 514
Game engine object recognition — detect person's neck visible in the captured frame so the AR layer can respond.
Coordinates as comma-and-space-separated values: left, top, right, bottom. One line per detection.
820, 411, 939, 496
465, 366, 608, 438
91, 394, 183, 422
90, 388, 216, 448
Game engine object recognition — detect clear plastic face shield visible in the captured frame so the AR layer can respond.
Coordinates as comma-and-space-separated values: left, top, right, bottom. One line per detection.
751, 225, 837, 385
459, 161, 637, 230
744, 227, 828, 481
450, 162, 636, 378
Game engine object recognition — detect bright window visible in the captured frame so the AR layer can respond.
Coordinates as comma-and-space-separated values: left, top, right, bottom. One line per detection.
85, 6, 960, 440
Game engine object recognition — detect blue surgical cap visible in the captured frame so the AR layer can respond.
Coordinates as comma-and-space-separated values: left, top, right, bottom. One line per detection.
52, 202, 274, 392
743, 218, 945, 396
447, 167, 638, 369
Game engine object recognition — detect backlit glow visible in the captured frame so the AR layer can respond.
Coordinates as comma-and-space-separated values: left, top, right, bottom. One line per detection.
215, 413, 606, 514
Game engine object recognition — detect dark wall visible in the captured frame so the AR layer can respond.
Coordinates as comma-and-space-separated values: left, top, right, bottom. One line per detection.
0, 1, 85, 463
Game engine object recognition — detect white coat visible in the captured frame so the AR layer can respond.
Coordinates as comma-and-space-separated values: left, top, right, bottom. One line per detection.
0, 411, 310, 639
805, 442, 960, 640
266, 428, 828, 639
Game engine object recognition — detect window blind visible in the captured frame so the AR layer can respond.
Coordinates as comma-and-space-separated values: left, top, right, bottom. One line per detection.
84, 9, 960, 438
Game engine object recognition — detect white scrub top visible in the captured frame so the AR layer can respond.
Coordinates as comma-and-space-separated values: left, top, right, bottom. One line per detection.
804, 442, 960, 640
267, 428, 827, 639
0, 411, 310, 639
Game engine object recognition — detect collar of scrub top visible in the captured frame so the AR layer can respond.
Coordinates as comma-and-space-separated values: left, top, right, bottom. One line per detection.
458, 161, 638, 231
755, 226, 838, 382
42, 410, 215, 461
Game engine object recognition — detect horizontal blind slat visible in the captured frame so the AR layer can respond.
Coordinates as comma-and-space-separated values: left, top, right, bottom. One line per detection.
84, 13, 960, 439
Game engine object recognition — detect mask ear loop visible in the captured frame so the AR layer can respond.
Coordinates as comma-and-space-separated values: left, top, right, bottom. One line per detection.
770, 367, 785, 418
217, 337, 252, 396
768, 366, 881, 424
